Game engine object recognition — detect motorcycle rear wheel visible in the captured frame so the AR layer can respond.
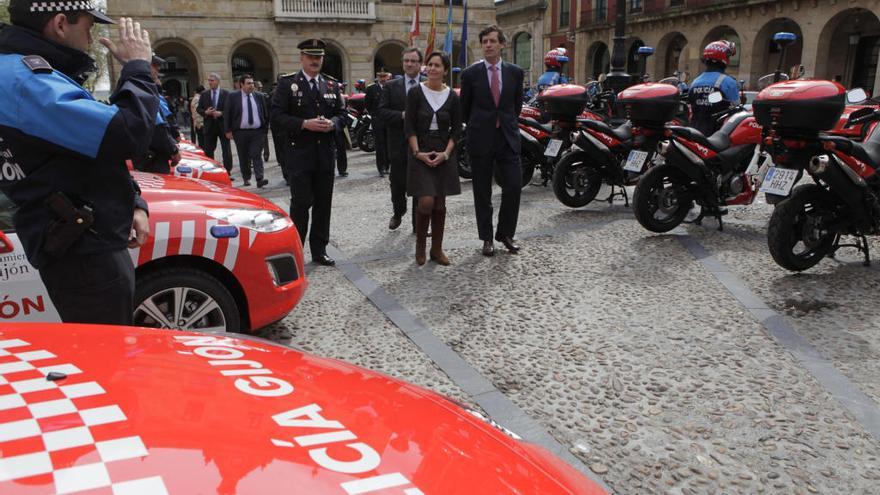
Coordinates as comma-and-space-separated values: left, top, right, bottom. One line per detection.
767, 184, 838, 272
633, 164, 692, 232
551, 151, 603, 208
357, 127, 376, 153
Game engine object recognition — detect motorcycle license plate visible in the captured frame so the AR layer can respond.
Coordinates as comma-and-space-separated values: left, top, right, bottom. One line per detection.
624, 150, 649, 173
544, 139, 563, 157
759, 167, 799, 196
351, 118, 359, 130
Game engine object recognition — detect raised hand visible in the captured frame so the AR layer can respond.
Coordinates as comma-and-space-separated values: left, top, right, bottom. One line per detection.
99, 18, 152, 65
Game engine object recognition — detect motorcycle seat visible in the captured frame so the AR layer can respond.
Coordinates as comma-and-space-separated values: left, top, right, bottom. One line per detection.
581, 119, 632, 142
519, 117, 553, 134
667, 126, 731, 153
823, 133, 880, 169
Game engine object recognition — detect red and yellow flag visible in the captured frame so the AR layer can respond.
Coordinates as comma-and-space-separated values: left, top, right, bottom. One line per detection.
409, 0, 420, 46
426, 0, 437, 54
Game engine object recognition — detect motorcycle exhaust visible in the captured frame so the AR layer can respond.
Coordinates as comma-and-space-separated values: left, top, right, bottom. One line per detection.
809, 155, 829, 175
657, 140, 671, 156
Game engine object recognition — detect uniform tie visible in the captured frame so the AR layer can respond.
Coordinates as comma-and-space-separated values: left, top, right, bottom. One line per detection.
246, 94, 254, 126
311, 79, 319, 97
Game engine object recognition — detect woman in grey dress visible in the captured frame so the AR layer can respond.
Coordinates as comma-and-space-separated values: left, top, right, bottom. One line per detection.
405, 51, 462, 266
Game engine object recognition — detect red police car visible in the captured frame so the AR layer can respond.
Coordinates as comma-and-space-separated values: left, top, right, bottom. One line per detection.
0, 172, 306, 333
0, 323, 606, 494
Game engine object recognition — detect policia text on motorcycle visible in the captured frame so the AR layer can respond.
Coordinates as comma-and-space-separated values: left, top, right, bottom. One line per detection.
0, 1, 160, 325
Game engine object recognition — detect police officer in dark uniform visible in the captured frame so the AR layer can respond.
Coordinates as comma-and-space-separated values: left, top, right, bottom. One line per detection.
271, 39, 346, 266
364, 69, 391, 176
132, 54, 180, 175
688, 40, 740, 136
0, 4, 159, 325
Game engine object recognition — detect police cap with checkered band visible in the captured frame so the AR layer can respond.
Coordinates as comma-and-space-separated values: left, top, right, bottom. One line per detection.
7, 0, 115, 24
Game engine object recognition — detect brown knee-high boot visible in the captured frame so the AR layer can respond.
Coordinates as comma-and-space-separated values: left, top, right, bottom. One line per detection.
415, 210, 430, 265
429, 208, 449, 266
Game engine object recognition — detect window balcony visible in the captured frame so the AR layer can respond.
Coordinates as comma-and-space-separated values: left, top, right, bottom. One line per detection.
274, 0, 376, 24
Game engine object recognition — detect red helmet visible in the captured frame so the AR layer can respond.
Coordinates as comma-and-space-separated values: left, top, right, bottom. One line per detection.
354, 79, 366, 91
702, 40, 736, 67
543, 48, 569, 69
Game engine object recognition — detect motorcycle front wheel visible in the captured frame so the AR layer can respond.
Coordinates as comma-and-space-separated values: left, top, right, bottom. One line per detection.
357, 127, 376, 153
551, 151, 603, 207
767, 184, 838, 272
633, 164, 693, 232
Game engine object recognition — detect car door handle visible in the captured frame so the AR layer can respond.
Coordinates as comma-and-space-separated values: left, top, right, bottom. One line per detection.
0, 232, 13, 254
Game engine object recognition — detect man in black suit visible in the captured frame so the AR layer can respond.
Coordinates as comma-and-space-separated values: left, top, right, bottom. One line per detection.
271, 39, 346, 266
460, 25, 525, 256
378, 47, 424, 231
223, 74, 269, 187
365, 69, 391, 176
255, 80, 271, 162
197, 73, 234, 176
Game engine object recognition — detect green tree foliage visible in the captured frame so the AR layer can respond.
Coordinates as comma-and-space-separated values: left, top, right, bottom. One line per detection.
0, 1, 10, 24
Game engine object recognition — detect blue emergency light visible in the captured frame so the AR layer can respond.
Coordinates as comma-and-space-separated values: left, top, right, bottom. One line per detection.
637, 46, 655, 56
210, 225, 240, 239
773, 32, 797, 43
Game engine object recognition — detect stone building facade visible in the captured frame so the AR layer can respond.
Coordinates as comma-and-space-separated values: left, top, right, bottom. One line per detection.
107, 0, 497, 99
497, 0, 880, 94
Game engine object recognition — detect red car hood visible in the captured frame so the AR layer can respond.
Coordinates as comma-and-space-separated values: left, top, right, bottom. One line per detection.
134, 171, 279, 213
0, 324, 602, 494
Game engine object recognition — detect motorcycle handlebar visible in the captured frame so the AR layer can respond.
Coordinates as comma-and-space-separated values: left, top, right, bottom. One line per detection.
847, 110, 880, 127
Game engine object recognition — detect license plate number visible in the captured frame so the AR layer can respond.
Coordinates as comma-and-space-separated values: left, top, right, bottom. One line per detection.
759, 167, 799, 196
350, 118, 359, 130
624, 150, 649, 173
544, 139, 563, 157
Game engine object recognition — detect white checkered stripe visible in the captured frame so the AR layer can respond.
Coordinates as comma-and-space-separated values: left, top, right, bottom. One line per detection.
28, 1, 95, 13
0, 338, 168, 494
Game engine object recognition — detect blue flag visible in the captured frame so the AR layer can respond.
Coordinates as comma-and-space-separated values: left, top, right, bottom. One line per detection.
443, 0, 454, 54
458, 0, 468, 67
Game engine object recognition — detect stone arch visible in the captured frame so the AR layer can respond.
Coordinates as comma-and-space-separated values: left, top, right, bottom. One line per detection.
229, 39, 277, 87
655, 31, 688, 81
701, 26, 742, 78
321, 40, 349, 84
373, 40, 407, 77
587, 41, 610, 81
751, 18, 803, 81
153, 38, 202, 100
815, 7, 880, 95
512, 32, 533, 74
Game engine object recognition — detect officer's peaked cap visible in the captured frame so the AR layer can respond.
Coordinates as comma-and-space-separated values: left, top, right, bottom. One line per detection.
8, 0, 115, 24
298, 38, 326, 56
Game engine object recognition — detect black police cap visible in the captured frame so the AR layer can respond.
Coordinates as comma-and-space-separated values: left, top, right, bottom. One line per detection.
8, 0, 115, 24
298, 38, 326, 56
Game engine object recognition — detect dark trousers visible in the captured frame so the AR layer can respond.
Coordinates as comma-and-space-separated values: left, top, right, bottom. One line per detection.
471, 128, 522, 241
39, 249, 135, 325
289, 155, 335, 257
203, 124, 233, 172
195, 128, 204, 148
388, 151, 418, 229
262, 133, 271, 161
335, 128, 348, 174
271, 128, 288, 181
232, 128, 266, 181
374, 123, 388, 173
190, 124, 197, 143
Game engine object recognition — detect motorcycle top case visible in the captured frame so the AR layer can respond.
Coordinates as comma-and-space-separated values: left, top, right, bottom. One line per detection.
616, 83, 680, 126
754, 80, 845, 132
347, 92, 366, 112
537, 84, 589, 121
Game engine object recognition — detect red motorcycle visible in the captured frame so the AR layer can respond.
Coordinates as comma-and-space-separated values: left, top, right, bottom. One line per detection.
633, 92, 767, 232
551, 82, 686, 208
757, 83, 880, 271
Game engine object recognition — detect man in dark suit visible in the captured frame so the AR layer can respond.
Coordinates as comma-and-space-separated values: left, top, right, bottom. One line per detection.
365, 69, 391, 176
255, 80, 271, 162
223, 74, 269, 187
460, 25, 525, 256
269, 80, 289, 185
197, 73, 234, 176
378, 47, 424, 231
271, 39, 346, 266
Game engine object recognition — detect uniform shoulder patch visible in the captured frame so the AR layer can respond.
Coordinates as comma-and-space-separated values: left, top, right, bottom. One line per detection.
21, 55, 53, 74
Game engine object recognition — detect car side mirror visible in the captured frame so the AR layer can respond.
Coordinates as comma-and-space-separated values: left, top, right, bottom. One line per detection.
707, 92, 723, 104
847, 88, 868, 104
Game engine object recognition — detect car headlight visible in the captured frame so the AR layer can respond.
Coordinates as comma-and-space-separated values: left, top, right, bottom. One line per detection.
207, 209, 292, 233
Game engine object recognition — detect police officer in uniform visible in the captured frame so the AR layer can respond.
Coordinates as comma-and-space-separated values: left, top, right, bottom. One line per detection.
0, 3, 159, 324
688, 40, 739, 136
271, 39, 346, 266
365, 69, 391, 176
132, 54, 180, 175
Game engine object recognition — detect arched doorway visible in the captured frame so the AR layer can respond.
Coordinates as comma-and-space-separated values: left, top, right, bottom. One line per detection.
588, 42, 610, 80
374, 41, 406, 77
513, 32, 533, 80
815, 8, 880, 95
154, 39, 201, 100
626, 38, 646, 79
701, 26, 742, 79
752, 18, 803, 80
230, 40, 276, 87
323, 43, 345, 83
657, 32, 687, 80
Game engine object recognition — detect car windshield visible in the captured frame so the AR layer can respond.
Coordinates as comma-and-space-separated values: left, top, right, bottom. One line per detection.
757, 73, 790, 90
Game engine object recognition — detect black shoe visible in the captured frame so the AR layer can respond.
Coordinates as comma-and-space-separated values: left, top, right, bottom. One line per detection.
495, 235, 520, 254
313, 254, 336, 266
257, 179, 269, 188
229, 176, 236, 182
243, 180, 251, 186
482, 241, 495, 257
389, 215, 402, 230
339, 172, 349, 177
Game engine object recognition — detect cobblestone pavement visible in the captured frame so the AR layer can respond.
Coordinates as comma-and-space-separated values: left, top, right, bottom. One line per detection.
242, 146, 880, 494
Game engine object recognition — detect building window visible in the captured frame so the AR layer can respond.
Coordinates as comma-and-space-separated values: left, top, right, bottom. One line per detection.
595, 0, 607, 23
558, 0, 570, 29
669, 0, 684, 6
630, 0, 642, 12
514, 33, 532, 72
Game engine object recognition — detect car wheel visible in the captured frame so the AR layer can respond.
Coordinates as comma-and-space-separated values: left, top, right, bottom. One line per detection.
134, 268, 241, 333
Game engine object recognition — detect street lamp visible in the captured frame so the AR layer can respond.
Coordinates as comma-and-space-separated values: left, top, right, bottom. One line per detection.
604, 0, 630, 95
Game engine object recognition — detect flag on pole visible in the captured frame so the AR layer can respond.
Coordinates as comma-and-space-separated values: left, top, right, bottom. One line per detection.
409, 0, 420, 46
443, 0, 454, 55
426, 0, 437, 55
458, 0, 468, 67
